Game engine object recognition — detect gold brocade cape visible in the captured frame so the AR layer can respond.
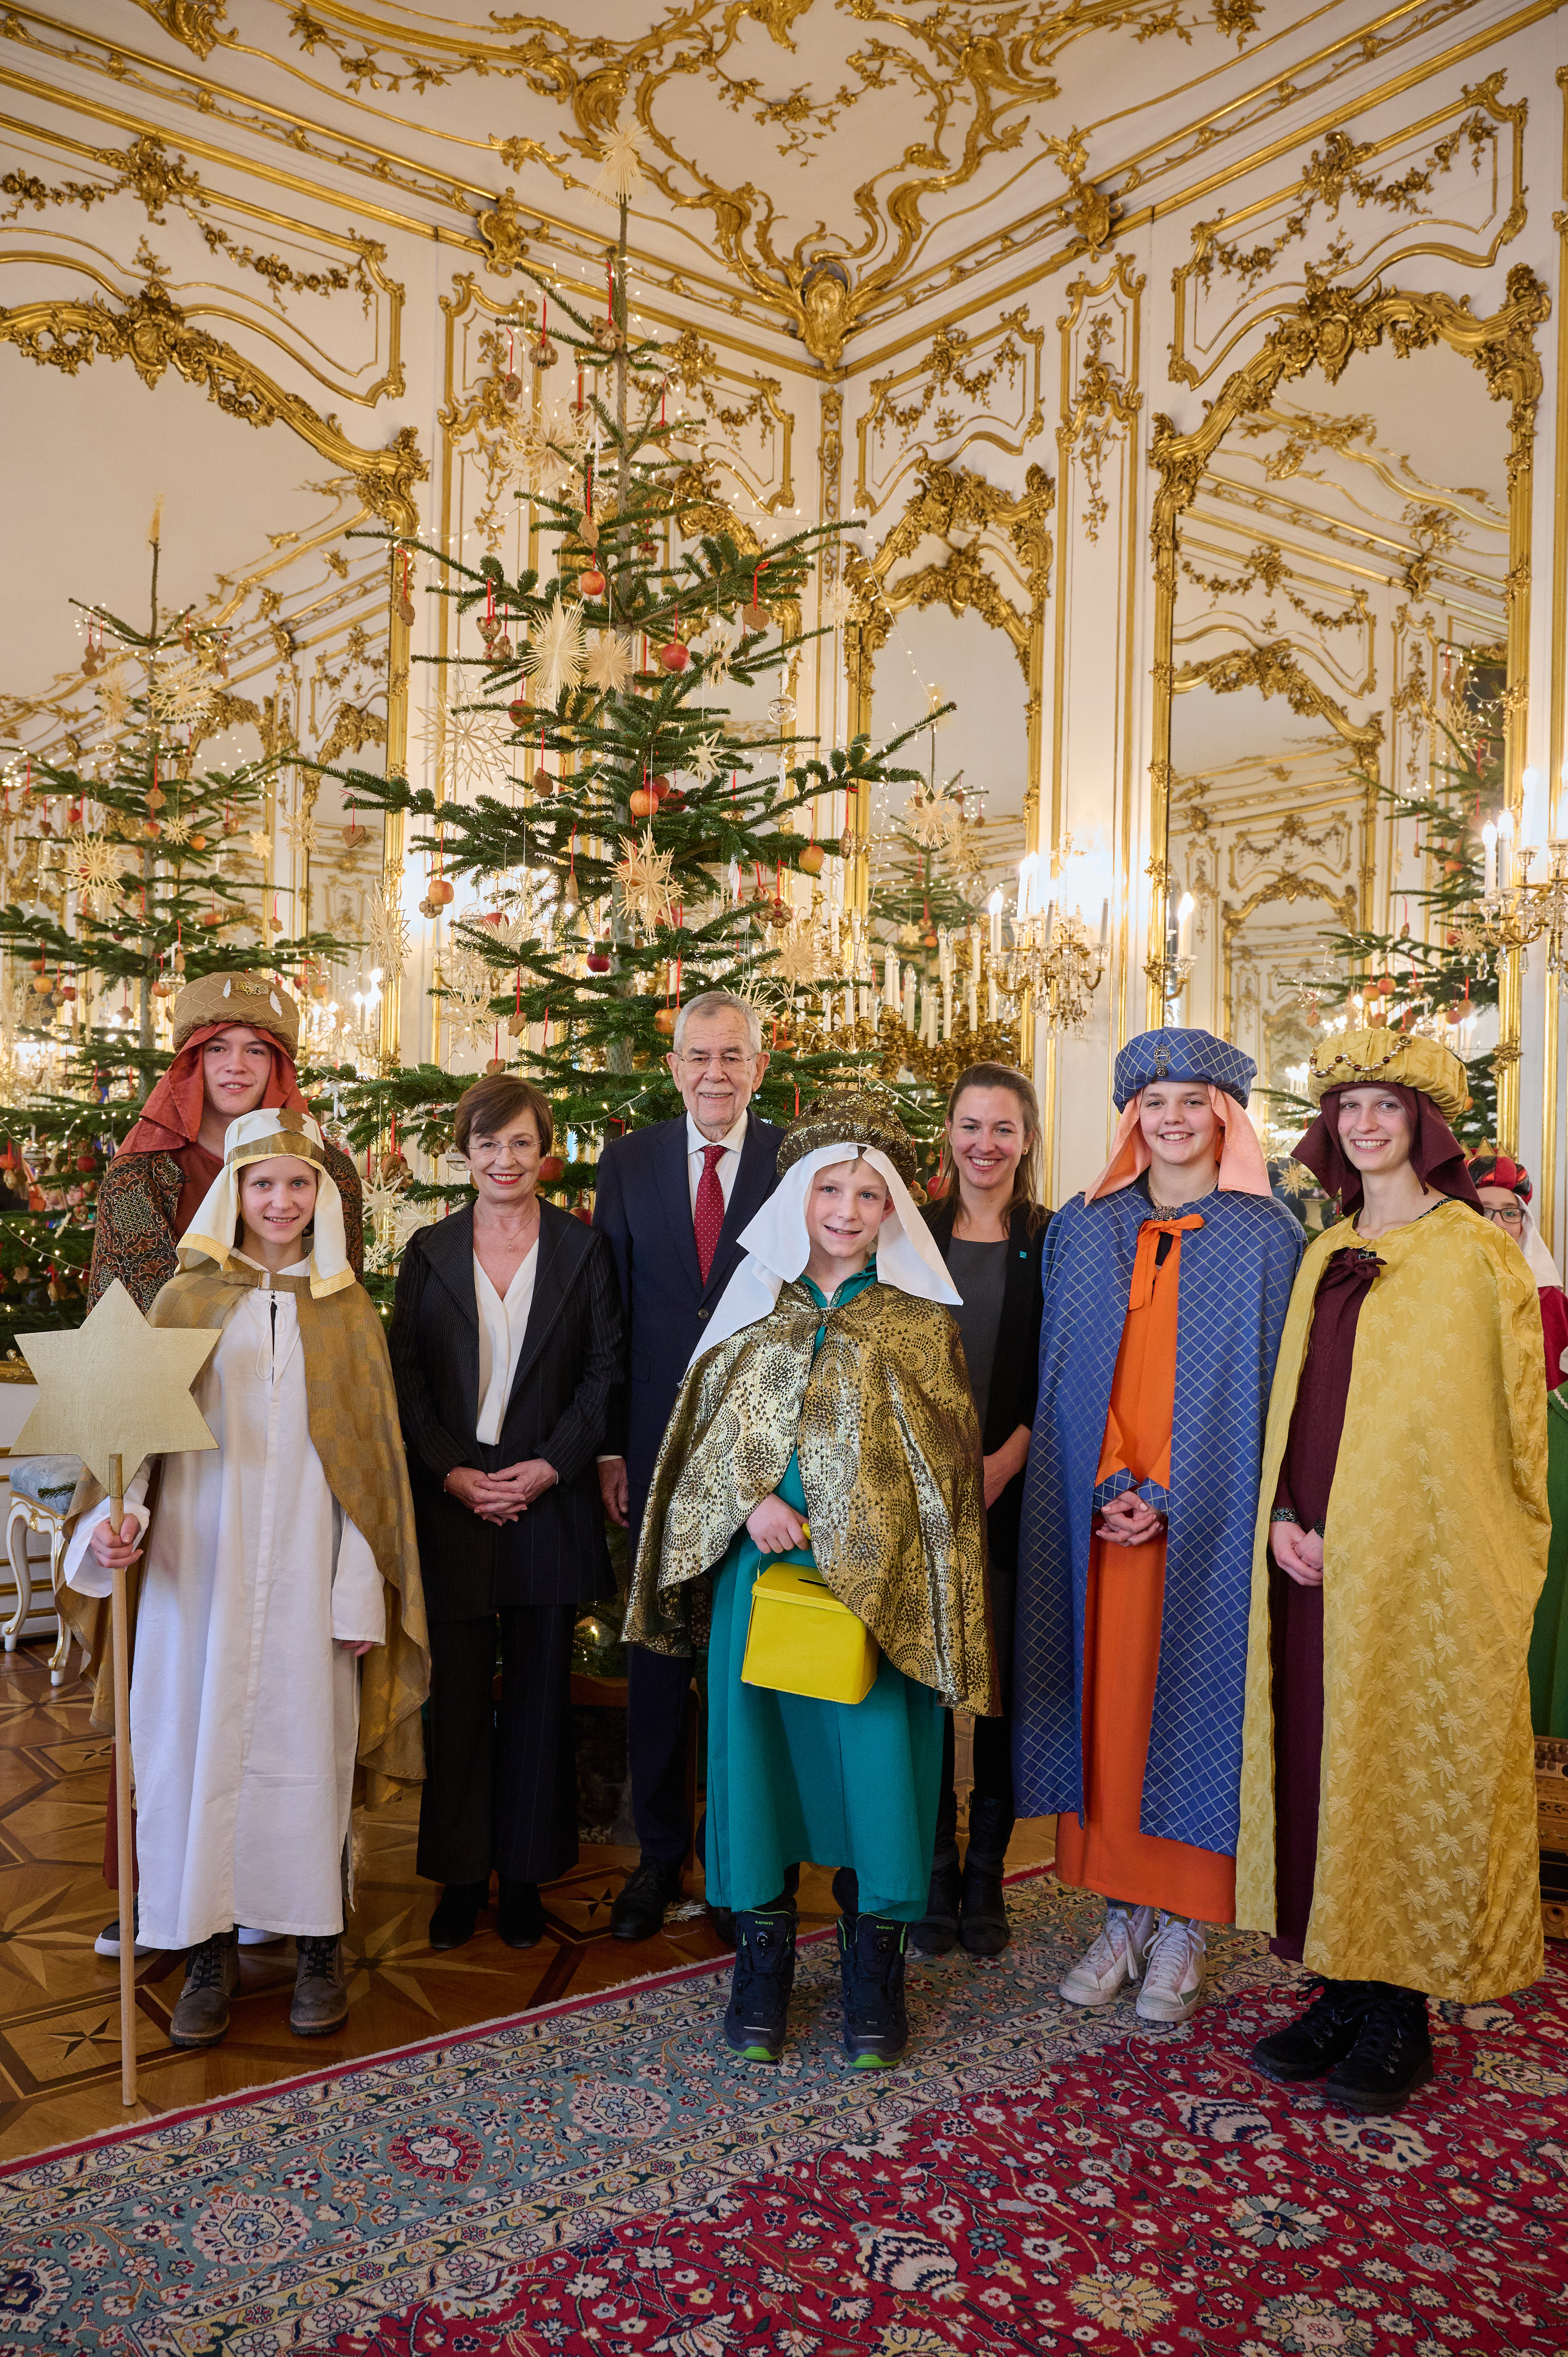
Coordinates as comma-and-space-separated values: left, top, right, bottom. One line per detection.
1235, 1198, 1548, 2000
58, 1263, 430, 1808
625, 1280, 997, 1717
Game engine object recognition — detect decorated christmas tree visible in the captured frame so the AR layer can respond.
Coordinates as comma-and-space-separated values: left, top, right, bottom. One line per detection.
0, 526, 350, 1353
1292, 645, 1504, 1147
321, 189, 939, 1256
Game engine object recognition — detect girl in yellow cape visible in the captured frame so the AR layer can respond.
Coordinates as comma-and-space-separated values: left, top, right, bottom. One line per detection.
61, 1110, 428, 2051
1236, 1029, 1547, 2116
624, 1094, 994, 2071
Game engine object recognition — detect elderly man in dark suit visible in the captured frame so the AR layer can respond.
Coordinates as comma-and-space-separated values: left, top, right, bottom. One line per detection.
595, 989, 782, 1940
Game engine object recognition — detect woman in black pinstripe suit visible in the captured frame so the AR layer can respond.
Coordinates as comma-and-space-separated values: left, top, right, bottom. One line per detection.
390, 1076, 623, 1954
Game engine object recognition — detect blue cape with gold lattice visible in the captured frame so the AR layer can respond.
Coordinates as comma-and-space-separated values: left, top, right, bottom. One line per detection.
1012, 1179, 1303, 1853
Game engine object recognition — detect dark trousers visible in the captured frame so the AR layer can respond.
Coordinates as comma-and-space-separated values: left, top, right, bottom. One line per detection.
417, 1605, 578, 1889
629, 1642, 695, 1866
935, 1554, 1017, 1877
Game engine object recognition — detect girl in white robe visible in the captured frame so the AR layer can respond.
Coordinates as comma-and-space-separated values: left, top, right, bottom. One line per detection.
64, 1111, 427, 2047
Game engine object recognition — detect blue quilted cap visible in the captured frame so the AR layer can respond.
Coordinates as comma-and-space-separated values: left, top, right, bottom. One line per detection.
1113, 1027, 1256, 1111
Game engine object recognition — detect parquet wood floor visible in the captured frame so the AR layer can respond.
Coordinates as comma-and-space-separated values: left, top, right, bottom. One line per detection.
0, 1639, 1054, 2162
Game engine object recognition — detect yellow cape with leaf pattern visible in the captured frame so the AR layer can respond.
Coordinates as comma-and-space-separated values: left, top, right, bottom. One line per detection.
1235, 1199, 1548, 2000
625, 1279, 996, 1717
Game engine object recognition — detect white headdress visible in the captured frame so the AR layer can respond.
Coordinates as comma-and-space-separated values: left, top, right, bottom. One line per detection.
179, 1110, 353, 1299
694, 1140, 959, 1362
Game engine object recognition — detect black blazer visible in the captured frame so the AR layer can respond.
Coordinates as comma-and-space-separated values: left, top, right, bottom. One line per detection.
923, 1195, 1048, 1573
593, 1109, 783, 1545
390, 1198, 623, 1620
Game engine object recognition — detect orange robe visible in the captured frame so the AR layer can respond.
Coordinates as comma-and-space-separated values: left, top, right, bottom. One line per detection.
1054, 1214, 1237, 1922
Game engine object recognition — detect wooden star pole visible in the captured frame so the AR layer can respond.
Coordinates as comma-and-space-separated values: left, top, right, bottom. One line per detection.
14, 1283, 220, 2106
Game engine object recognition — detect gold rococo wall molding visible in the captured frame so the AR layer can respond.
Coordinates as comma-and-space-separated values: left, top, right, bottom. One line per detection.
0, 273, 427, 532
1148, 262, 1549, 1146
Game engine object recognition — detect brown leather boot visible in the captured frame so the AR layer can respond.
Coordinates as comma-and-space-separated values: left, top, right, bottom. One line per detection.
290, 1935, 348, 2036
169, 1928, 240, 2049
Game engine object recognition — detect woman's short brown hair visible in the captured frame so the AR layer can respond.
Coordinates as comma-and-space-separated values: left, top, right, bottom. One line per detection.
452, 1074, 555, 1159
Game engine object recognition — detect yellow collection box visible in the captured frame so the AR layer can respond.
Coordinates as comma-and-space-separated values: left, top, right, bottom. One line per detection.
741, 1528, 879, 1706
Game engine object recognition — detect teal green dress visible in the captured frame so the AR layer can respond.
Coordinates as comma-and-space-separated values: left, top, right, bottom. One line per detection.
704, 1265, 945, 1920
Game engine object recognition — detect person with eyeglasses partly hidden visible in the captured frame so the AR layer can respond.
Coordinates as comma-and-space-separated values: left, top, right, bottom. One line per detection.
592, 990, 783, 1942
1465, 1148, 1568, 1391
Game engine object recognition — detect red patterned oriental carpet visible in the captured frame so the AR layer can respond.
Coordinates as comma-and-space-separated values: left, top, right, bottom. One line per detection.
1, 1872, 1564, 2355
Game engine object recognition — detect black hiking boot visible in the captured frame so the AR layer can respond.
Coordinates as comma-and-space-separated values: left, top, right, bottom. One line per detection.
1323, 1985, 1434, 2116
1251, 1978, 1376, 2085
1251, 1978, 1376, 2083
838, 1913, 910, 2069
958, 1858, 1010, 1957
723, 1908, 797, 2063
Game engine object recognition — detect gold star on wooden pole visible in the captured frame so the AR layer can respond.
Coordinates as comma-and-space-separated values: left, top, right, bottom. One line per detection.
14, 1281, 220, 2110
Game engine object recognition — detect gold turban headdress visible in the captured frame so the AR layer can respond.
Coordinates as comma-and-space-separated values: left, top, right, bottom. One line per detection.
1306, 1026, 1470, 1127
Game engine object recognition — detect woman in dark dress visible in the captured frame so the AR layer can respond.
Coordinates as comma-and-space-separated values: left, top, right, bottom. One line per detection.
390, 1076, 623, 1953
916, 1061, 1049, 1956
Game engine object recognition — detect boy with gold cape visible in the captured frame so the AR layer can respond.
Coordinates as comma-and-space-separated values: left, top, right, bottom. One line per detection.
625, 1095, 994, 2069
61, 1111, 428, 2050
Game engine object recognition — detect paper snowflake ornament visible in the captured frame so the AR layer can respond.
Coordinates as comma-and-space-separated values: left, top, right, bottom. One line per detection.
245, 829, 272, 862
689, 733, 722, 786
422, 698, 518, 797
159, 811, 191, 846
148, 657, 214, 729
592, 126, 643, 206
615, 827, 677, 929
585, 633, 635, 695
522, 601, 587, 706
366, 883, 411, 980
280, 806, 320, 856
904, 792, 961, 850
95, 664, 133, 731
773, 927, 830, 987
822, 581, 855, 629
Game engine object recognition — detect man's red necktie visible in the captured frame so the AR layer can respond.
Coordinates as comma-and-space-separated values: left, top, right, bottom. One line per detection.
694, 1141, 726, 1283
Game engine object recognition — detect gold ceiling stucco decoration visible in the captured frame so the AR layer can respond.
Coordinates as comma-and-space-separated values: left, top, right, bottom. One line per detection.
129, 0, 230, 57
0, 274, 427, 530
261, 0, 1258, 357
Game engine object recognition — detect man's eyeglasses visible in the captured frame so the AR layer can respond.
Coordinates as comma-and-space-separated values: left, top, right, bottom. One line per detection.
676, 1050, 752, 1071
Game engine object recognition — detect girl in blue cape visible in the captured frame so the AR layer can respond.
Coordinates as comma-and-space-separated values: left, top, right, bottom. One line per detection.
1013, 1029, 1302, 2021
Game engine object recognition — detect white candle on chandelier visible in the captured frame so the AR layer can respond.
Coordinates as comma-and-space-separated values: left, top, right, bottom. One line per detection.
903, 966, 917, 1028
821, 989, 832, 1033
885, 945, 899, 1011
842, 985, 854, 1034
987, 886, 1003, 959
1018, 853, 1038, 921
967, 970, 978, 1034
1482, 820, 1498, 898
1496, 804, 1515, 892
1098, 899, 1109, 951
1176, 892, 1194, 959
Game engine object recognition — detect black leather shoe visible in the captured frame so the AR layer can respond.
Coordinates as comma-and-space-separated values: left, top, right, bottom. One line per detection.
497, 1878, 546, 1950
1251, 1978, 1375, 2084
1323, 1987, 1433, 2115
909, 1860, 961, 1957
611, 1855, 683, 1942
958, 1859, 1010, 1957
429, 1881, 487, 1951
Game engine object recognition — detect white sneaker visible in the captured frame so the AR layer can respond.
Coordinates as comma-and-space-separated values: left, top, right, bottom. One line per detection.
1135, 1912, 1206, 2024
1059, 1903, 1156, 2008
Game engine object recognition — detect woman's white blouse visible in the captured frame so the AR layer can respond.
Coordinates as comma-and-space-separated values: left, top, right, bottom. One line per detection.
473, 1242, 539, 1445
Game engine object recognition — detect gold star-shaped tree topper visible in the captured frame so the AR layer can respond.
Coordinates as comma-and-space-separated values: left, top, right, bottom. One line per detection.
14, 1281, 219, 1492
